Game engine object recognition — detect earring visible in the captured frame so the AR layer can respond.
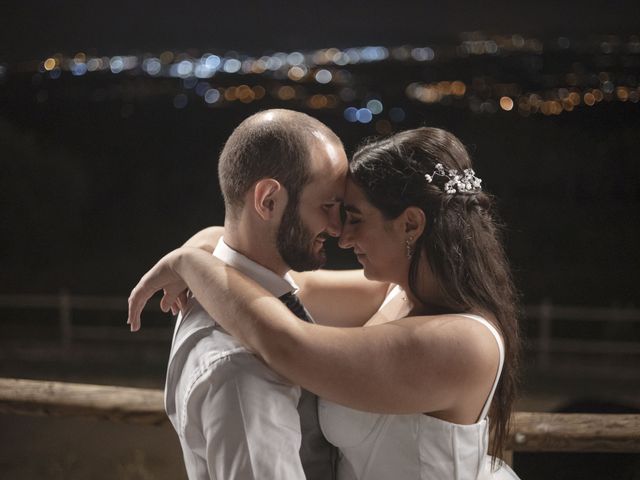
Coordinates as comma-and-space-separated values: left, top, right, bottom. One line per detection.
405, 236, 414, 259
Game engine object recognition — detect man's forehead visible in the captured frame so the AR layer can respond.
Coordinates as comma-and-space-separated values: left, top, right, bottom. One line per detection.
305, 130, 347, 198
302, 182, 344, 205
304, 161, 347, 203
311, 129, 344, 155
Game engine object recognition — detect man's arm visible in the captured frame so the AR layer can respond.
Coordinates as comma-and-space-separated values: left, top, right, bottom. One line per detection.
187, 354, 307, 479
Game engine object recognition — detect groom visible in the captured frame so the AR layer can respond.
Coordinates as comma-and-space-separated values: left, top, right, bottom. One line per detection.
146, 110, 347, 479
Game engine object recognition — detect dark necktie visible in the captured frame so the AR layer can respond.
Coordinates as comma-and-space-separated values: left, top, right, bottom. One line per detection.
278, 291, 311, 323
277, 290, 337, 479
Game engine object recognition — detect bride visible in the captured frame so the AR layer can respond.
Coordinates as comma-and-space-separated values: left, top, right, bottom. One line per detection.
129, 127, 521, 479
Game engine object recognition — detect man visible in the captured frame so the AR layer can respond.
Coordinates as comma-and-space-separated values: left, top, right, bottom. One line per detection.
133, 109, 347, 479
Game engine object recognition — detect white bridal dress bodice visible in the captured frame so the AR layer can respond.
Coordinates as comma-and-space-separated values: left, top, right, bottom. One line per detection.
318, 287, 520, 480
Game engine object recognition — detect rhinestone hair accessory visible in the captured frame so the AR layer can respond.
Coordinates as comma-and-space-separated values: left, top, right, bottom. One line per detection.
424, 163, 482, 194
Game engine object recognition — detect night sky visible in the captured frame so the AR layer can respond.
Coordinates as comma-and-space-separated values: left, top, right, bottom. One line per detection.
2, 0, 640, 62
1, 1, 639, 306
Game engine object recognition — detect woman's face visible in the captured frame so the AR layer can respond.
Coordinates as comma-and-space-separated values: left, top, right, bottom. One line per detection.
338, 178, 409, 283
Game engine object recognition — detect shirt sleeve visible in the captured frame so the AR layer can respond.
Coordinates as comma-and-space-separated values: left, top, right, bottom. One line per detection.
183, 352, 306, 480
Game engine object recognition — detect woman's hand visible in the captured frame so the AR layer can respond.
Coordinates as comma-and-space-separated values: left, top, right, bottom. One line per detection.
162, 226, 225, 312
127, 247, 191, 331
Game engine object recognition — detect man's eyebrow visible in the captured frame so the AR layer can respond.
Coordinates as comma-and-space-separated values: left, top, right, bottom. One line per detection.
342, 204, 361, 214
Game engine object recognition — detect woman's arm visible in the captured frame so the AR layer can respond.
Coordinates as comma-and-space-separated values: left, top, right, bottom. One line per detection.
291, 270, 390, 327
129, 248, 499, 415
165, 226, 226, 313
181, 226, 225, 252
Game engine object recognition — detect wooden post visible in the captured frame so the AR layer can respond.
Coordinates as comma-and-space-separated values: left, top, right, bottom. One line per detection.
59, 289, 72, 351
537, 298, 552, 369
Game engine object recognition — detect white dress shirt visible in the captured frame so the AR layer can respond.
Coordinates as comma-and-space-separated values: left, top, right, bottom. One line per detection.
165, 238, 335, 480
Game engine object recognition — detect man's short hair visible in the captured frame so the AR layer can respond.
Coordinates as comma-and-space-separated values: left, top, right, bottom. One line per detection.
218, 109, 342, 217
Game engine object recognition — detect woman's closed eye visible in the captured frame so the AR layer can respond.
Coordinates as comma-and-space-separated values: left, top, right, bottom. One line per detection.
344, 212, 361, 225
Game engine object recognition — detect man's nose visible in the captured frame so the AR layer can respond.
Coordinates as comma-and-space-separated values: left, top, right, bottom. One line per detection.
326, 207, 343, 238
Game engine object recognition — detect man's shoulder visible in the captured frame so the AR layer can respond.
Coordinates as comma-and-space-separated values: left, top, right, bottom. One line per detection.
170, 296, 247, 361
171, 333, 296, 403
168, 296, 296, 388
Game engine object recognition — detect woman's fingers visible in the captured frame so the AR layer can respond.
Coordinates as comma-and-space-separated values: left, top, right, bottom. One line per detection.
128, 282, 153, 332
171, 290, 189, 316
127, 249, 188, 330
161, 288, 179, 313
177, 290, 189, 312
127, 262, 165, 330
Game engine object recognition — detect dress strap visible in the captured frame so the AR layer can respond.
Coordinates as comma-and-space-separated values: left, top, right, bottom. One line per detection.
456, 314, 505, 420
379, 284, 402, 308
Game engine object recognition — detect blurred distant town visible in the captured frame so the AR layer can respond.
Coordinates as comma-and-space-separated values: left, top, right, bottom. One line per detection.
3, 32, 639, 122
1, 30, 639, 479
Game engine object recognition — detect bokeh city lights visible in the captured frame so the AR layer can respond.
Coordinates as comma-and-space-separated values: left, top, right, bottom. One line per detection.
1, 32, 638, 135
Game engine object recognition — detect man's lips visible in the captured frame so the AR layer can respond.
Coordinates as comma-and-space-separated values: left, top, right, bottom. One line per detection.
314, 238, 326, 251
314, 233, 330, 247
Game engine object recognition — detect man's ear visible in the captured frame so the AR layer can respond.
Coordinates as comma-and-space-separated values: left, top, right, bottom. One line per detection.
253, 178, 286, 220
401, 206, 426, 241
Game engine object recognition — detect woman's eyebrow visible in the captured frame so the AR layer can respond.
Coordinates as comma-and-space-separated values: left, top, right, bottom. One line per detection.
342, 204, 362, 214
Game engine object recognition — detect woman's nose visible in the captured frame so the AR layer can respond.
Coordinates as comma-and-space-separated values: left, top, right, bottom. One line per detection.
338, 223, 354, 249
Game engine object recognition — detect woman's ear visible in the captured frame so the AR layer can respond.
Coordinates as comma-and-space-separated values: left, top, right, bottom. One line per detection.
253, 179, 286, 220
402, 206, 426, 241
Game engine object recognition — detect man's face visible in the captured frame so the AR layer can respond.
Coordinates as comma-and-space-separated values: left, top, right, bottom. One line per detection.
276, 200, 324, 271
276, 137, 348, 272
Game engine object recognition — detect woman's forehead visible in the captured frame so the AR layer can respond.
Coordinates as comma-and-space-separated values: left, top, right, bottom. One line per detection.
343, 179, 373, 212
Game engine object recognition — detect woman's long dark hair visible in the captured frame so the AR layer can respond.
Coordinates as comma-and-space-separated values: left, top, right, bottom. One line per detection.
350, 127, 520, 462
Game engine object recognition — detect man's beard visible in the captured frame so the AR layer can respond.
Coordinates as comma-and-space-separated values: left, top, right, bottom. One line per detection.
276, 201, 327, 272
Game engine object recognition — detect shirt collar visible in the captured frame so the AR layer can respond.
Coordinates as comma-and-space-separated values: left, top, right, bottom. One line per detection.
213, 237, 298, 298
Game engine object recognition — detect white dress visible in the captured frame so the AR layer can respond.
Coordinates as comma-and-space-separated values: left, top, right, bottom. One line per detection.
318, 287, 520, 480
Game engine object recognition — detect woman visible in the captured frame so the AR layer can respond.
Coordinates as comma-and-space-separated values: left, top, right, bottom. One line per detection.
130, 127, 520, 479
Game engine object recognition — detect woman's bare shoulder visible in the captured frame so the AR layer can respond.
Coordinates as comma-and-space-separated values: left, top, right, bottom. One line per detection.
393, 312, 501, 379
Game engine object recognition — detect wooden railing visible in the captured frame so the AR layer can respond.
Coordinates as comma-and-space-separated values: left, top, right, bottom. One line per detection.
0, 292, 163, 350
1, 293, 640, 365
1, 378, 639, 454
523, 300, 640, 368
0, 377, 165, 425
